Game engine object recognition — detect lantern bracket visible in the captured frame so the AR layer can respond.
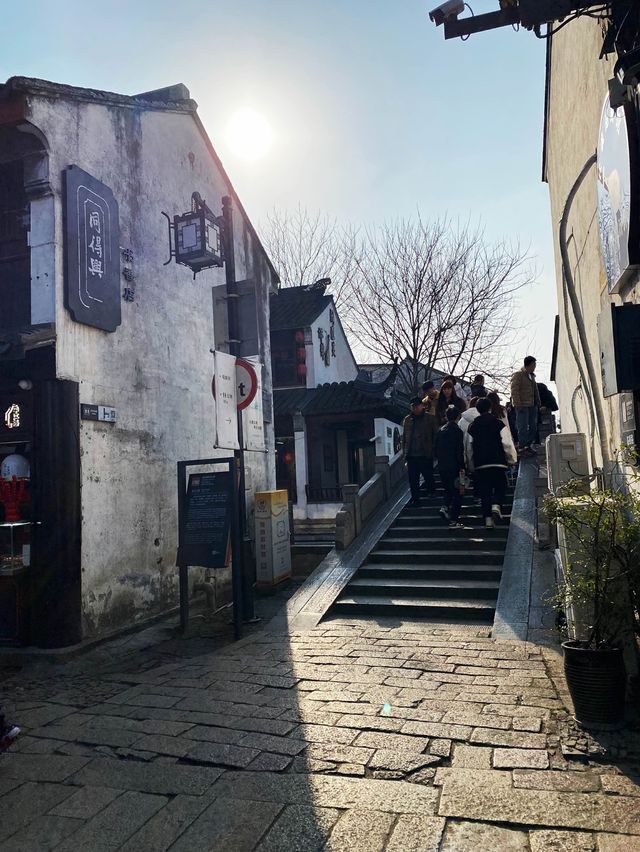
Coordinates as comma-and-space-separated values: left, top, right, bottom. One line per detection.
161, 210, 176, 266
162, 192, 226, 279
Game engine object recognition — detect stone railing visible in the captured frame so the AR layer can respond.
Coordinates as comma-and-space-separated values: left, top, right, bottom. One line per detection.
335, 450, 405, 550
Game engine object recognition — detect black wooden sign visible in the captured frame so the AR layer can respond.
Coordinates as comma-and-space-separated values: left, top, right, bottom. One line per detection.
178, 471, 232, 568
63, 165, 121, 332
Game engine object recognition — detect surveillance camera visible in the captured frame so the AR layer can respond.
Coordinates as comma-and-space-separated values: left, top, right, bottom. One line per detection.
429, 0, 465, 26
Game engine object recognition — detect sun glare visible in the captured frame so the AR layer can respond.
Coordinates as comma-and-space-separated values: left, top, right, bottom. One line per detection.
225, 108, 274, 161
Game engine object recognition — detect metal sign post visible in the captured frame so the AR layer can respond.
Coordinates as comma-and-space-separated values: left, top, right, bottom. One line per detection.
222, 196, 257, 623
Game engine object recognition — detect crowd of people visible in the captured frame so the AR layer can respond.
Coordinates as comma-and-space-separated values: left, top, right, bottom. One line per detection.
401, 356, 557, 528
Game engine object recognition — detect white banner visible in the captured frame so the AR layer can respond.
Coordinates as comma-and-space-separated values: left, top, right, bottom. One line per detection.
242, 356, 265, 452
214, 351, 239, 450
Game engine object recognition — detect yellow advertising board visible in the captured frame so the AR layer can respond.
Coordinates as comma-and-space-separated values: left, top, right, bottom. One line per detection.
254, 490, 291, 587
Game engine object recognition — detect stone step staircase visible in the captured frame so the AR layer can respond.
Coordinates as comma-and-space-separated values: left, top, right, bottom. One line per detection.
331, 490, 513, 623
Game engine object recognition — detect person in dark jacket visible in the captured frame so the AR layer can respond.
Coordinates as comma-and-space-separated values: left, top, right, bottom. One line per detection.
470, 374, 488, 398
434, 406, 465, 525
436, 380, 467, 424
537, 383, 558, 413
467, 397, 517, 527
402, 396, 439, 504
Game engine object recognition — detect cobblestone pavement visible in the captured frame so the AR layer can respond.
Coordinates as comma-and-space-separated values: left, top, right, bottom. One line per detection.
1, 617, 640, 851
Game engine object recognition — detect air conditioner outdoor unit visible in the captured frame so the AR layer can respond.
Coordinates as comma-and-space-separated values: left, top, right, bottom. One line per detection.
546, 432, 590, 494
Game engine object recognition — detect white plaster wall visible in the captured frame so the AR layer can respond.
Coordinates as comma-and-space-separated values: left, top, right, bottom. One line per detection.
545, 19, 633, 465
27, 94, 275, 636
309, 301, 358, 386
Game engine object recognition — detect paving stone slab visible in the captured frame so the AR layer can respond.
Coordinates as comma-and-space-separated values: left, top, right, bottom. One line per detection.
439, 778, 640, 834
469, 728, 547, 749
14, 705, 79, 728
353, 730, 429, 753
401, 720, 474, 740
50, 785, 122, 819
1, 753, 91, 783
169, 796, 283, 852
304, 743, 374, 765
118, 793, 218, 852
236, 732, 308, 756
132, 734, 190, 757
0, 814, 84, 851
441, 819, 530, 850
70, 757, 223, 795
493, 748, 549, 769
28, 723, 143, 748
324, 808, 394, 851
247, 752, 293, 772
451, 745, 493, 769
54, 790, 168, 852
185, 740, 260, 768
600, 775, 640, 797
368, 749, 440, 774
597, 833, 640, 850
435, 768, 512, 787
0, 782, 77, 842
255, 804, 341, 852
290, 723, 359, 744
212, 771, 440, 814
513, 770, 600, 793
385, 815, 447, 852
529, 829, 596, 851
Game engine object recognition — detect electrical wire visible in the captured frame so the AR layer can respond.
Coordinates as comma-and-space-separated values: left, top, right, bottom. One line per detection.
559, 153, 611, 470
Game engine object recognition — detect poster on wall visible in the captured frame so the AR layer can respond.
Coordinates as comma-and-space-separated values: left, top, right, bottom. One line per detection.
212, 351, 240, 450
63, 165, 121, 331
597, 95, 640, 294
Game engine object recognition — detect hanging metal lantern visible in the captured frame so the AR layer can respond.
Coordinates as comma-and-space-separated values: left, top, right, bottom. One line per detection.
162, 192, 224, 277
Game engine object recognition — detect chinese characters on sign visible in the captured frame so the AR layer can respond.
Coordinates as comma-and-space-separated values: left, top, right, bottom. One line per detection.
63, 165, 121, 332
213, 351, 240, 450
121, 247, 136, 302
4, 404, 20, 430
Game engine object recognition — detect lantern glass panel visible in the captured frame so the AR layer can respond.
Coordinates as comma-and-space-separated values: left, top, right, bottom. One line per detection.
205, 221, 221, 256
177, 216, 201, 253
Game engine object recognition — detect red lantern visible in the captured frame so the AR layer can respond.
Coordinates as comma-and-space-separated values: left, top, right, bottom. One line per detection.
296, 364, 307, 378
294, 330, 305, 344
296, 346, 306, 364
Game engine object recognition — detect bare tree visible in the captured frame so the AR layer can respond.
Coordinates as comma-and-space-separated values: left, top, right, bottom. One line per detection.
260, 205, 359, 304
342, 218, 533, 396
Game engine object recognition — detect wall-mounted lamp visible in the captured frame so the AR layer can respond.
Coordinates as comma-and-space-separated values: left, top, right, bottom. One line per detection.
17, 379, 33, 391
162, 192, 224, 278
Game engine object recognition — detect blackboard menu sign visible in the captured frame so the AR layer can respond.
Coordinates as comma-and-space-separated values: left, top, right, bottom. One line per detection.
63, 165, 121, 332
178, 471, 232, 568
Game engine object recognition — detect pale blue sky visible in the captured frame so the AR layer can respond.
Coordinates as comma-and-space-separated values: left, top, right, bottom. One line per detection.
1, 0, 557, 382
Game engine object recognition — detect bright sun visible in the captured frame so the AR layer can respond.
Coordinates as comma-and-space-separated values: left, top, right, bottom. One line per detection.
225, 108, 274, 161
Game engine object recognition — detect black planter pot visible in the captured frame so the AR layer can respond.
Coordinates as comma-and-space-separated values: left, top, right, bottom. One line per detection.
562, 640, 626, 728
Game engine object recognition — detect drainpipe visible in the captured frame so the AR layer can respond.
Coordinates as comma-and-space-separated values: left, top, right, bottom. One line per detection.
559, 153, 611, 471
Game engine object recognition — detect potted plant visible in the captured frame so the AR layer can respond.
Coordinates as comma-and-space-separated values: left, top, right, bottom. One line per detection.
544, 473, 640, 728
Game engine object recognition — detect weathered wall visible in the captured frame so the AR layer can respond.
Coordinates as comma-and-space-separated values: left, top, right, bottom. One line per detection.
26, 92, 275, 637
545, 18, 636, 466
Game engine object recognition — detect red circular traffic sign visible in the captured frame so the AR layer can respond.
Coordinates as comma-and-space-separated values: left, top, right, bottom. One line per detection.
211, 357, 258, 411
235, 358, 258, 411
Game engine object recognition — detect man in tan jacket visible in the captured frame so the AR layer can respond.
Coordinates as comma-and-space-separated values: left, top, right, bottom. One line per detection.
510, 355, 541, 456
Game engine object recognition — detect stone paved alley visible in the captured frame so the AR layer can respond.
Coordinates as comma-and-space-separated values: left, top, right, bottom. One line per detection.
1, 616, 640, 851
